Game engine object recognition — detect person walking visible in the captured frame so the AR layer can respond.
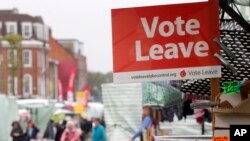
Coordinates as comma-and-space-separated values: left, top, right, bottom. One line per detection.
79, 117, 92, 141
25, 120, 40, 141
43, 119, 56, 141
55, 120, 67, 141
61, 121, 80, 141
129, 106, 154, 141
10, 121, 24, 141
91, 118, 107, 141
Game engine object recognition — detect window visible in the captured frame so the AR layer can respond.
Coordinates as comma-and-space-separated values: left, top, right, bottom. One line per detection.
37, 77, 45, 97
33, 23, 49, 41
21, 22, 32, 39
8, 49, 17, 67
7, 76, 18, 95
6, 22, 17, 35
23, 74, 33, 97
33, 23, 43, 40
23, 50, 32, 67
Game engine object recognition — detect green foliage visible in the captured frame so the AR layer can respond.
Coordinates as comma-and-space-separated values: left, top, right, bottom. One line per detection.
4, 34, 22, 46
88, 71, 113, 96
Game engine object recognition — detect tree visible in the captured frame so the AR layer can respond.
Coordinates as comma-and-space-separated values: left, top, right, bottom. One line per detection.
4, 34, 22, 96
87, 71, 113, 97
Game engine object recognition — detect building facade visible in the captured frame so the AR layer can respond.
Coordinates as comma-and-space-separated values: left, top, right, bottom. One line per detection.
0, 9, 51, 98
48, 36, 77, 100
0, 9, 88, 100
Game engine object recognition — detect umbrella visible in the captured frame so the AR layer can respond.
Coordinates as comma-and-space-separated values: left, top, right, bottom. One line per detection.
53, 109, 73, 115
51, 114, 65, 123
51, 109, 73, 123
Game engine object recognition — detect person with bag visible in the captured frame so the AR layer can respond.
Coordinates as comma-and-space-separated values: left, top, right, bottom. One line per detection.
129, 106, 154, 141
61, 121, 80, 141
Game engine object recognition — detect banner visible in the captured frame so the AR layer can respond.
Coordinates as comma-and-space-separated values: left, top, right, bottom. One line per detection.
58, 79, 63, 102
112, 1, 221, 83
76, 91, 85, 104
83, 85, 91, 106
67, 67, 77, 103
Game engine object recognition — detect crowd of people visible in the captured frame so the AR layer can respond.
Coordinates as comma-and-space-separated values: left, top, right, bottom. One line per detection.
10, 116, 107, 141
11, 120, 39, 141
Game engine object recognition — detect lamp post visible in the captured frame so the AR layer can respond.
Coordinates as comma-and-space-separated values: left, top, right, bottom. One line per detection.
42, 26, 48, 99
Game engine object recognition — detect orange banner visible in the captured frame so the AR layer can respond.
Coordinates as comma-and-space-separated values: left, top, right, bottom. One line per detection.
213, 136, 229, 141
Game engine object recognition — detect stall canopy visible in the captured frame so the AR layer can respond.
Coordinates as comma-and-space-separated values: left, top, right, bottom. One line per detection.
17, 99, 55, 135
0, 95, 19, 141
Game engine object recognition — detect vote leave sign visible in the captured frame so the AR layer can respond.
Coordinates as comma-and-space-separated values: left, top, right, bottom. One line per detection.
112, 1, 221, 83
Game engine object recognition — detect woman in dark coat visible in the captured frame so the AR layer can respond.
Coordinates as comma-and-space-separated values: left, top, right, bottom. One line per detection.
11, 121, 24, 141
25, 120, 40, 140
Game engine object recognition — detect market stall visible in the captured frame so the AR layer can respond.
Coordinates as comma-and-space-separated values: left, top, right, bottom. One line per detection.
0, 95, 19, 141
17, 99, 55, 135
102, 82, 188, 141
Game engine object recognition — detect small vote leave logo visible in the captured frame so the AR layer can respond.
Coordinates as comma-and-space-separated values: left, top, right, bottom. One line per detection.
180, 70, 187, 78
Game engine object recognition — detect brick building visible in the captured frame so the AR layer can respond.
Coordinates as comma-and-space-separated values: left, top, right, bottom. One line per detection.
48, 36, 77, 100
0, 9, 51, 98
0, 9, 88, 100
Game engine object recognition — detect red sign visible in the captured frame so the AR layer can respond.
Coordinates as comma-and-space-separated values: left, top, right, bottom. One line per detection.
112, 1, 221, 83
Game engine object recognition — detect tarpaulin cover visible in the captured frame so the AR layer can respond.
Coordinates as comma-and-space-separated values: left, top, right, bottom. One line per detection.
143, 83, 182, 107
102, 83, 142, 141
0, 95, 19, 141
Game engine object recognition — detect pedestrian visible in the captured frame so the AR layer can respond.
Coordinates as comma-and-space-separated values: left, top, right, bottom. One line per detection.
10, 121, 24, 141
91, 118, 107, 141
61, 121, 80, 141
43, 119, 56, 141
129, 106, 154, 141
79, 116, 92, 141
25, 120, 40, 140
55, 120, 67, 141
